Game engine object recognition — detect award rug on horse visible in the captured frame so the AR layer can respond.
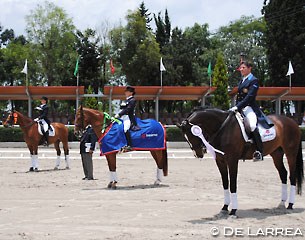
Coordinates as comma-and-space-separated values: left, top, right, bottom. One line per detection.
99, 118, 166, 155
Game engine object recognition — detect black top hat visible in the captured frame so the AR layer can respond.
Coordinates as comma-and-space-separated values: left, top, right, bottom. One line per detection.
41, 96, 48, 102
125, 86, 135, 94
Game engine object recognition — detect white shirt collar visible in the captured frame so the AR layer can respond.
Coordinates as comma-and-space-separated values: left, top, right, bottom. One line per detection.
242, 73, 252, 81
126, 96, 133, 100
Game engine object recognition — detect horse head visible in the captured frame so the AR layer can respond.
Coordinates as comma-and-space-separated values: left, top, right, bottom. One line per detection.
74, 106, 104, 138
3, 111, 18, 128
74, 106, 86, 138
177, 108, 228, 158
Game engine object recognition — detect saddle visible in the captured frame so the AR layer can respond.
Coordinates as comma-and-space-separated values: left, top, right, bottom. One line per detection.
235, 112, 276, 142
37, 119, 55, 136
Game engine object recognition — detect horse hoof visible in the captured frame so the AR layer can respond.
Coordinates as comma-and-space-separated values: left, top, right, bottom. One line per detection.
154, 180, 162, 186
65, 166, 70, 170
34, 168, 39, 172
54, 166, 59, 170
29, 167, 34, 172
287, 203, 293, 210
228, 214, 238, 219
107, 181, 117, 189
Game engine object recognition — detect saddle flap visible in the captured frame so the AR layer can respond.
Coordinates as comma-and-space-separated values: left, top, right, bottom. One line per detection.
235, 112, 276, 142
37, 119, 55, 136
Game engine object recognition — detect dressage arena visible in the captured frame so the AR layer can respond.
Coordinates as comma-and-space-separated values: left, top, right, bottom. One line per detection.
0, 144, 304, 240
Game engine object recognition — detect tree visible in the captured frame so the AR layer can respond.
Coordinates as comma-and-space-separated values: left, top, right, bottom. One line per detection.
154, 9, 171, 53
211, 53, 230, 110
262, 0, 305, 87
111, 10, 160, 86
215, 16, 267, 88
25, 1, 77, 86
75, 29, 101, 93
138, 1, 152, 30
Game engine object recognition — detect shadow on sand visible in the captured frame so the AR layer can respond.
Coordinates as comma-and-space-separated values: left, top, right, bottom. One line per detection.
82, 183, 170, 191
188, 207, 305, 224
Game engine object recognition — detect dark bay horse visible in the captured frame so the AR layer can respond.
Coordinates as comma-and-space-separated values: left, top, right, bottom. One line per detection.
178, 107, 303, 217
4, 110, 70, 171
74, 107, 168, 189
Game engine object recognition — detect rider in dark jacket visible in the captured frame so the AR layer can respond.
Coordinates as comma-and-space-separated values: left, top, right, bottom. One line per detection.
230, 61, 263, 161
35, 96, 52, 145
115, 86, 140, 151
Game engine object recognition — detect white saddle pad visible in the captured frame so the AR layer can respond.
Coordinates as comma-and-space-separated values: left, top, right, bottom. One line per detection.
235, 112, 276, 142
37, 119, 55, 136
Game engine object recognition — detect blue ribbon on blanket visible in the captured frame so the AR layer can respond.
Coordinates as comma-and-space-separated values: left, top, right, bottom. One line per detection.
99, 118, 166, 155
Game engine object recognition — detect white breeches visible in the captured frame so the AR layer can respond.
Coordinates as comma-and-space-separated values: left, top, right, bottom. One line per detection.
242, 106, 257, 132
121, 115, 130, 133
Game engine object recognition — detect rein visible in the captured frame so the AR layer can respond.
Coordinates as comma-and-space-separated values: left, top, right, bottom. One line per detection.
102, 112, 121, 133
208, 111, 234, 144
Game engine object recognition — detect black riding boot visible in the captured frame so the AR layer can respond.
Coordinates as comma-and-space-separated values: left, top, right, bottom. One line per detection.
124, 130, 132, 151
42, 130, 49, 146
252, 128, 263, 161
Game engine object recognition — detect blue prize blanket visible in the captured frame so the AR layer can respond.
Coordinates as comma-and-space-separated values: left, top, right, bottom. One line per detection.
99, 118, 166, 155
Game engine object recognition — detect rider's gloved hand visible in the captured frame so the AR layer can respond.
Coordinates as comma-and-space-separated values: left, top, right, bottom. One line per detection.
114, 114, 120, 119
229, 106, 238, 112
34, 118, 39, 122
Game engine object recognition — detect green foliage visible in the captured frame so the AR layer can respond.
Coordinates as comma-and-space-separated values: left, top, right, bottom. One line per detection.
25, 1, 77, 86
84, 85, 98, 109
211, 53, 230, 110
165, 127, 185, 142
262, 0, 305, 86
75, 29, 101, 92
215, 16, 267, 87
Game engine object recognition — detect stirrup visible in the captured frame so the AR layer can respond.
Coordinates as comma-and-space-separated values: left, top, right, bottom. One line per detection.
253, 151, 263, 161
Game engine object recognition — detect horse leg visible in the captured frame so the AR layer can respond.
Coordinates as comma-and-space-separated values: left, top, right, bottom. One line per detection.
106, 154, 118, 189
228, 161, 239, 217
270, 148, 288, 208
216, 159, 230, 214
150, 150, 164, 185
27, 145, 36, 172
62, 139, 70, 169
54, 140, 61, 170
32, 145, 39, 171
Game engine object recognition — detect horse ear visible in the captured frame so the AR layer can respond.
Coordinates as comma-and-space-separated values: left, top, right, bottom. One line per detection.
176, 123, 182, 128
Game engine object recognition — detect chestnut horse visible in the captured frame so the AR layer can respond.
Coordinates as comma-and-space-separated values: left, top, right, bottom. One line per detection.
74, 107, 168, 189
4, 110, 70, 171
178, 107, 303, 217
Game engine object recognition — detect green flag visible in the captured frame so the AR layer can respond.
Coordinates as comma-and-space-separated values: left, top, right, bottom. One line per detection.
207, 61, 212, 77
74, 56, 79, 77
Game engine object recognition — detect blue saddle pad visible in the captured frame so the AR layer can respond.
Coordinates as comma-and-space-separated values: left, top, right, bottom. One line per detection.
99, 118, 166, 155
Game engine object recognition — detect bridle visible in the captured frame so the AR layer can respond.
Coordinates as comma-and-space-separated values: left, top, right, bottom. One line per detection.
4, 111, 35, 129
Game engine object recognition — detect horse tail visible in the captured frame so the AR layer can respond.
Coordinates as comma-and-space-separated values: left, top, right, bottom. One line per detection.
296, 140, 304, 195
162, 147, 168, 176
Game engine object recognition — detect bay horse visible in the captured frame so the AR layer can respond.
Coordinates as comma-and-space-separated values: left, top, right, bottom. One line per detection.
74, 107, 168, 189
178, 107, 303, 217
4, 110, 70, 171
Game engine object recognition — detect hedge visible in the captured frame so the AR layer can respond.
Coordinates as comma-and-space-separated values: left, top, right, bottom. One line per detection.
2, 126, 304, 142
0, 126, 186, 142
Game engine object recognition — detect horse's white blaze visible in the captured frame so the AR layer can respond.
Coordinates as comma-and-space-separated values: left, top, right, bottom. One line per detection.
110, 171, 118, 182
289, 185, 296, 204
231, 193, 238, 209
224, 189, 230, 205
281, 183, 287, 202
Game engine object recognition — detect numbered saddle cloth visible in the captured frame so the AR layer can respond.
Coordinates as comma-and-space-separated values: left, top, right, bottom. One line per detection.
99, 118, 166, 155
